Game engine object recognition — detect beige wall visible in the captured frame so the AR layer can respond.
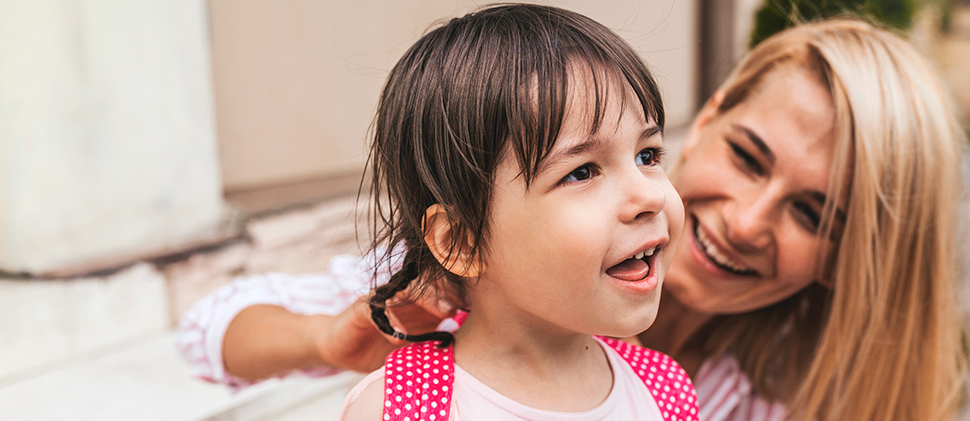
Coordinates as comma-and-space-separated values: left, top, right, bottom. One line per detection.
0, 0, 697, 274
210, 0, 699, 191
0, 0, 223, 273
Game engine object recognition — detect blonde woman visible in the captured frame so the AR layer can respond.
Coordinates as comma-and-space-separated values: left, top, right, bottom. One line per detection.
178, 18, 968, 420
648, 18, 968, 420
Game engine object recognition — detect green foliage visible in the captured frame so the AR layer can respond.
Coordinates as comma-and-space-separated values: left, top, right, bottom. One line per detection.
749, 0, 919, 48
939, 0, 953, 32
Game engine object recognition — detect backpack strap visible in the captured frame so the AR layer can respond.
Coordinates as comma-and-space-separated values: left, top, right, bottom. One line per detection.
596, 336, 699, 421
383, 341, 455, 421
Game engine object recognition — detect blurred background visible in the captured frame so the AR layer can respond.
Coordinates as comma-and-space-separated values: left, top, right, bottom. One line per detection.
1, 0, 966, 420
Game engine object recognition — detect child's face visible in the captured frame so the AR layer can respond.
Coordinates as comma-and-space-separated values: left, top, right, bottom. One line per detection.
479, 73, 684, 338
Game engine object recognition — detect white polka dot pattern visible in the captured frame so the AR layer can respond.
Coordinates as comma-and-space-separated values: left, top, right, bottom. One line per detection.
596, 336, 700, 421
383, 341, 454, 421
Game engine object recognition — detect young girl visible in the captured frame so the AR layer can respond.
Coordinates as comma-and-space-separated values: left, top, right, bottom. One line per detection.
339, 4, 695, 420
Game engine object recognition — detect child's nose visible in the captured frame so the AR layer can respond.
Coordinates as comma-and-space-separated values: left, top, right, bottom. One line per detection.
619, 170, 666, 222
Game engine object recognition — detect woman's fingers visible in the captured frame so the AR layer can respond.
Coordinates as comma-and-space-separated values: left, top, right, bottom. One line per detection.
314, 295, 401, 372
384, 272, 464, 328
410, 288, 459, 320
385, 289, 453, 337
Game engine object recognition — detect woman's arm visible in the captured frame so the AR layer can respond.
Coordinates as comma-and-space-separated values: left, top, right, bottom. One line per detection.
217, 288, 454, 380
221, 304, 326, 380
176, 252, 456, 388
222, 300, 403, 379
176, 269, 365, 388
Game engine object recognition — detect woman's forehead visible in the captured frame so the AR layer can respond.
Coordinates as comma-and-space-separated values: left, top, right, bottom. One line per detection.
720, 68, 842, 199
731, 69, 835, 161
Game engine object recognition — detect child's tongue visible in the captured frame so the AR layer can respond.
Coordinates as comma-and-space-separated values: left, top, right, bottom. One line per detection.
607, 258, 649, 281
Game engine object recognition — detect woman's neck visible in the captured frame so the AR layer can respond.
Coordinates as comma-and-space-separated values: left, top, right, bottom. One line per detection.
636, 292, 714, 376
452, 292, 614, 412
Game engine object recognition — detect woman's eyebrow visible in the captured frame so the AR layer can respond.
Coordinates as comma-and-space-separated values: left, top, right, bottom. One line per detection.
732, 124, 775, 165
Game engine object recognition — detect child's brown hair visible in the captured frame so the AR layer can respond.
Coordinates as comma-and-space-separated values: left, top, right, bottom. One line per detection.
366, 3, 665, 345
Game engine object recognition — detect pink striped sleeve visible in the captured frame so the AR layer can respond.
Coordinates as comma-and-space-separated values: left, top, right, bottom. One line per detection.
693, 353, 788, 421
175, 250, 401, 391
733, 393, 787, 421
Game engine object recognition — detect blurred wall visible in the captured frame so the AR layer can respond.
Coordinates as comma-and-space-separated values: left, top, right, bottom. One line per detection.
0, 1, 222, 273
210, 0, 699, 192
0, 1, 698, 274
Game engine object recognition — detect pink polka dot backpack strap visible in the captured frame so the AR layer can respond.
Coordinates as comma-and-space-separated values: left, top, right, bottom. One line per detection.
383, 340, 455, 421
596, 336, 699, 421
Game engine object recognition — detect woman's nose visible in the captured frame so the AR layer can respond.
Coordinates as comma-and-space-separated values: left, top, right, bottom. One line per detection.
726, 194, 774, 250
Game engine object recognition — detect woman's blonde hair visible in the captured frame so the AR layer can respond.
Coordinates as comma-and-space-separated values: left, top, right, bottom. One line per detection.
699, 19, 968, 420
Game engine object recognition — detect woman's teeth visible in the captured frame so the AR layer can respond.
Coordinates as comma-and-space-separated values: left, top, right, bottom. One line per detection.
633, 247, 656, 261
694, 223, 754, 274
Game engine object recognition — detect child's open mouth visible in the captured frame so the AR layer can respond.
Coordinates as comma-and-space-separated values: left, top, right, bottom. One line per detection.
606, 247, 656, 281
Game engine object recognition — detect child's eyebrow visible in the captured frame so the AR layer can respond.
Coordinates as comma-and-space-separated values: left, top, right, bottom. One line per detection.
641, 125, 662, 140
536, 136, 605, 177
536, 124, 661, 177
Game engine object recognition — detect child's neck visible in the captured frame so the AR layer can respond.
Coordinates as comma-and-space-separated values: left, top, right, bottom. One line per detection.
636, 291, 713, 376
452, 290, 614, 412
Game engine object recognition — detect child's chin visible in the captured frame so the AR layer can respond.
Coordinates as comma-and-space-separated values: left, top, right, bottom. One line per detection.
606, 312, 659, 338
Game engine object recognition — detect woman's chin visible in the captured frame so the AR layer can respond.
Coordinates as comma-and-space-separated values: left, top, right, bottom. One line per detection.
662, 269, 728, 315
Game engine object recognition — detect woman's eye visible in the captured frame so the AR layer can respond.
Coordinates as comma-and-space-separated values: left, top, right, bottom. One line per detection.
792, 202, 821, 232
562, 164, 594, 182
729, 142, 764, 176
635, 148, 663, 166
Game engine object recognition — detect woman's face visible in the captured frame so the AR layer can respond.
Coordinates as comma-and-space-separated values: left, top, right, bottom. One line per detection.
664, 67, 841, 314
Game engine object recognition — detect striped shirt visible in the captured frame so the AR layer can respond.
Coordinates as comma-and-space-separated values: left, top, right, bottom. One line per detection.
176, 253, 787, 420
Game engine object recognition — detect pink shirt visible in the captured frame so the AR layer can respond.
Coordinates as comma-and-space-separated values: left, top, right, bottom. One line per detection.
176, 253, 786, 420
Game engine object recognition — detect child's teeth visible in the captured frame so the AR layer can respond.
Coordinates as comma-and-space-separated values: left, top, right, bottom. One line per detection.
632, 247, 658, 260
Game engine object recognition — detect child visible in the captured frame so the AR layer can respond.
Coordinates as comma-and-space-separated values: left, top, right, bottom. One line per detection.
339, 4, 695, 420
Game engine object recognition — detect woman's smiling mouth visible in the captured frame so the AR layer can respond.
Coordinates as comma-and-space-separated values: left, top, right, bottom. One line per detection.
692, 217, 758, 276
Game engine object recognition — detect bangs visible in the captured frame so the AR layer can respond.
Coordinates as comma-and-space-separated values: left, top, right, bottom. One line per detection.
504, 45, 665, 187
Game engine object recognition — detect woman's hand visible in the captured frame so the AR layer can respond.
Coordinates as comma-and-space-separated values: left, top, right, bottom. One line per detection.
314, 290, 457, 372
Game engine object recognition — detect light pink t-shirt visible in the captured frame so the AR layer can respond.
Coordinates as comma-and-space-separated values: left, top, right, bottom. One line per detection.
339, 337, 664, 420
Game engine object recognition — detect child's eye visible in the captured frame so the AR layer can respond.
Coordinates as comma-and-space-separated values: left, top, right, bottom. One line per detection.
635, 148, 663, 166
562, 164, 594, 182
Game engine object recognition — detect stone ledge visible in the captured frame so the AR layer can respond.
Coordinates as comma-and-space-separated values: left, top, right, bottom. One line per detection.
0, 264, 170, 381
162, 194, 367, 325
0, 330, 363, 421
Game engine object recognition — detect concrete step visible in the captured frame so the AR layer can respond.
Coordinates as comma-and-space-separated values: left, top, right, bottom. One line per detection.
0, 330, 364, 421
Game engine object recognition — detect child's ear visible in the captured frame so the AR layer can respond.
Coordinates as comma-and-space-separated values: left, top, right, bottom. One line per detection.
682, 89, 725, 157
423, 204, 484, 278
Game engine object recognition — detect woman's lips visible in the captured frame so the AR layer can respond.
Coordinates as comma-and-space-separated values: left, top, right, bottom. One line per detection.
692, 217, 757, 276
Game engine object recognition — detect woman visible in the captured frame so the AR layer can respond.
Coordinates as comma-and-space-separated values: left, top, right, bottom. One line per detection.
645, 18, 967, 420
178, 18, 968, 420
